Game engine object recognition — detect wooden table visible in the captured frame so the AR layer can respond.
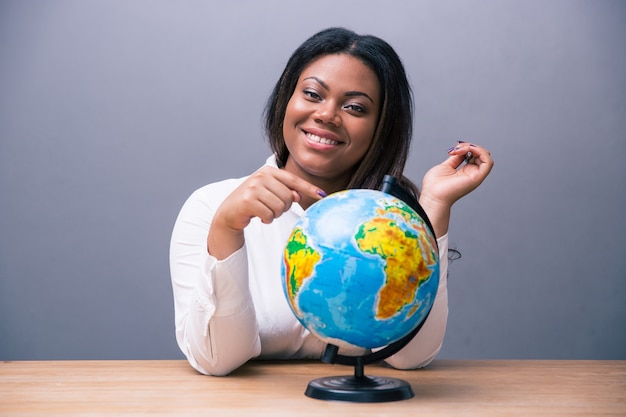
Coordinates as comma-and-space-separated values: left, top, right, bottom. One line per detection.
1, 360, 625, 416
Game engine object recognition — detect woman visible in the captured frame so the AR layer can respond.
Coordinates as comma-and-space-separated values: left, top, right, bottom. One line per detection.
170, 28, 493, 376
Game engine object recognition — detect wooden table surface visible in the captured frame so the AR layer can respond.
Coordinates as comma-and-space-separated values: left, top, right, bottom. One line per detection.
1, 359, 625, 416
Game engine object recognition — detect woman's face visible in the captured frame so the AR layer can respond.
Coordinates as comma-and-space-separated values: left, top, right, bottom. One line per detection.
282, 54, 380, 190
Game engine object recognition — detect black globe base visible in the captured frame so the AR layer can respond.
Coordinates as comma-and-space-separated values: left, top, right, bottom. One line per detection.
306, 344, 418, 402
305, 374, 414, 402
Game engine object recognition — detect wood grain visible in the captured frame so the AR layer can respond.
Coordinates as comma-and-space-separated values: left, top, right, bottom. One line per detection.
1, 360, 624, 416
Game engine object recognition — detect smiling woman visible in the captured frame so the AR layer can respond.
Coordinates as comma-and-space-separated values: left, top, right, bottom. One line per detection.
282, 54, 380, 193
169, 27, 493, 376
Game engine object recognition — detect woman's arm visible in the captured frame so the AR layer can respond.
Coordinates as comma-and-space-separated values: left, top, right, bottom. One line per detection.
170, 184, 261, 376
170, 166, 324, 376
419, 141, 494, 238
385, 142, 493, 369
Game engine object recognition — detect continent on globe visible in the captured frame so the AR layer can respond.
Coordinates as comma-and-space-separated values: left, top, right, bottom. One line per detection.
284, 227, 321, 313
355, 216, 431, 320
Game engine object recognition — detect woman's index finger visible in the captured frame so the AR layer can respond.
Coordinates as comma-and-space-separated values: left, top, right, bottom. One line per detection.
274, 169, 327, 200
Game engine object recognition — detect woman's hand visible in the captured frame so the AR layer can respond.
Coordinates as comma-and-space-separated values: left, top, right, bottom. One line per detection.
419, 141, 494, 237
208, 166, 325, 260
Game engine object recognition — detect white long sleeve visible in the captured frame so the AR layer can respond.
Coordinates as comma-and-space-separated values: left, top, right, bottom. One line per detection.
169, 178, 262, 376
170, 157, 449, 375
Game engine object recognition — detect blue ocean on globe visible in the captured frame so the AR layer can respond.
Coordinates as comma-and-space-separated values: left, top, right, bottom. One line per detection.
282, 189, 440, 350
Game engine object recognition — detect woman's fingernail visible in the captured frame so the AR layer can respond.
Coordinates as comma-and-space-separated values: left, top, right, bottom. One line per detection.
457, 140, 466, 143
470, 143, 477, 147
447, 146, 455, 153
317, 190, 327, 198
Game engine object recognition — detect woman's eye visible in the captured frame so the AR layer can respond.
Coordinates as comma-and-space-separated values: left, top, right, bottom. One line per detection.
304, 90, 322, 100
344, 104, 366, 113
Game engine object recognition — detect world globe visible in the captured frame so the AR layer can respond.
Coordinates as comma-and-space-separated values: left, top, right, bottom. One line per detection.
281, 188, 440, 352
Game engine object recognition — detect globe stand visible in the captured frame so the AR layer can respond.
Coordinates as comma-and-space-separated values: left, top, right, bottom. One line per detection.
305, 348, 414, 402
304, 175, 438, 403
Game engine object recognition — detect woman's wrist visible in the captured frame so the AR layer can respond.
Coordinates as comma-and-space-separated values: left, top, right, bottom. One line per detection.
207, 214, 245, 261
418, 193, 451, 238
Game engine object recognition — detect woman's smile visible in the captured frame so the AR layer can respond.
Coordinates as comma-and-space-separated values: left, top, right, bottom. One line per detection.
303, 127, 343, 148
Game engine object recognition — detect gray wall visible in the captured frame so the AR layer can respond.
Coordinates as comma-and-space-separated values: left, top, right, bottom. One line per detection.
1, 0, 624, 361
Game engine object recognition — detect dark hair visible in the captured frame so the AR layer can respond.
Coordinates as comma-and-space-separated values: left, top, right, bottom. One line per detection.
264, 27, 418, 195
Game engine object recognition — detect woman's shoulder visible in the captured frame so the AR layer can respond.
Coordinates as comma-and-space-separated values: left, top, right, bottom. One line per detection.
187, 155, 277, 206
189, 176, 247, 208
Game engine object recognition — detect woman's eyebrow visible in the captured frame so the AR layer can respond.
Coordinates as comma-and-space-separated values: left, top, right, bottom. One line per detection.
303, 76, 374, 104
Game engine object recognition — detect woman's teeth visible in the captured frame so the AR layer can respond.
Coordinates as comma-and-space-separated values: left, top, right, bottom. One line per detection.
307, 133, 339, 145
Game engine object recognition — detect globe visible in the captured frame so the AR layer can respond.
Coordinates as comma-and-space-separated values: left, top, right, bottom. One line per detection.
281, 188, 440, 352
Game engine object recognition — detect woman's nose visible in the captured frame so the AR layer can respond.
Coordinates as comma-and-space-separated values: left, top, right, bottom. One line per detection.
314, 102, 341, 127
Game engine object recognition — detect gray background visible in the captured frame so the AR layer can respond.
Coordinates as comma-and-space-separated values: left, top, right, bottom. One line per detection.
1, 0, 625, 361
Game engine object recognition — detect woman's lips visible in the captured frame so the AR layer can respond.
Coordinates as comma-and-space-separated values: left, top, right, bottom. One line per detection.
303, 128, 343, 147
